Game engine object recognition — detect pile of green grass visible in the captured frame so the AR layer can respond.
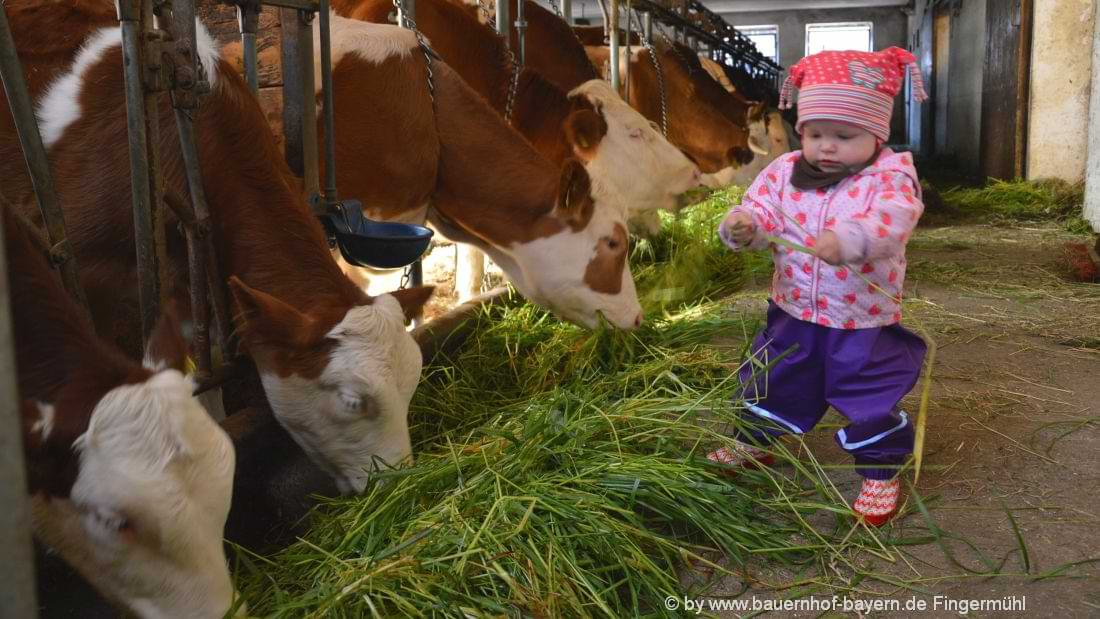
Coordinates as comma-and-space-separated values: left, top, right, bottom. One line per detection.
232, 190, 895, 617
631, 186, 750, 315
934, 178, 1091, 233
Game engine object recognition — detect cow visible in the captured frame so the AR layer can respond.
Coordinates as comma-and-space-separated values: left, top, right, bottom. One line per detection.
0, 0, 434, 496
307, 15, 643, 329
586, 43, 759, 174
697, 54, 796, 186
4, 205, 240, 618
449, 0, 755, 173
331, 0, 701, 293
442, 0, 601, 93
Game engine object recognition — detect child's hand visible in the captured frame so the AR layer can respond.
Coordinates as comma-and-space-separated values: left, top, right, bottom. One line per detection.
720, 211, 756, 246
816, 230, 843, 265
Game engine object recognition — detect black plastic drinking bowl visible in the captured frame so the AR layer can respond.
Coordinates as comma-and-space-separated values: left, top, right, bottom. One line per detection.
320, 199, 434, 269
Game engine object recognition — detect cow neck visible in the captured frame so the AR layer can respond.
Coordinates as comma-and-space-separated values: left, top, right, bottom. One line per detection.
511, 0, 598, 91
4, 210, 146, 496
385, 0, 516, 114
430, 62, 564, 246
197, 64, 366, 319
511, 69, 573, 164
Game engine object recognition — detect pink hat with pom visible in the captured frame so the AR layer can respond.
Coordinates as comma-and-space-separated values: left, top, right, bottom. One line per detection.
778, 47, 928, 142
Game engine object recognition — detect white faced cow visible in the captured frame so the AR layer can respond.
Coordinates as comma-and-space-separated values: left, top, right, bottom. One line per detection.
5, 205, 239, 618
313, 16, 643, 329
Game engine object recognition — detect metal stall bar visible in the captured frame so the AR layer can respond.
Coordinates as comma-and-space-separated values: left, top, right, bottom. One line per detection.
238, 0, 261, 95
623, 0, 632, 95
117, 0, 169, 345
0, 6, 90, 317
165, 0, 217, 382
0, 196, 38, 619
495, 0, 510, 41
392, 0, 424, 291
609, 0, 619, 91
317, 0, 340, 214
561, 0, 571, 25
515, 0, 526, 65
280, 6, 320, 201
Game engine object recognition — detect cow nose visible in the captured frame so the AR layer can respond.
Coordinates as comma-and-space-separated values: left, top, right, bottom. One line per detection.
692, 166, 703, 184
727, 146, 754, 166
634, 312, 643, 328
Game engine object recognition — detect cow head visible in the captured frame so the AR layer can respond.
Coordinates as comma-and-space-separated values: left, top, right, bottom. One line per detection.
634, 45, 756, 173
229, 277, 432, 494
566, 79, 703, 215
27, 311, 240, 618
499, 159, 642, 330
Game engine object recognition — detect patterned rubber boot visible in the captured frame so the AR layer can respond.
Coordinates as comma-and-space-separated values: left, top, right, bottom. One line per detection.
707, 440, 774, 477
853, 477, 901, 527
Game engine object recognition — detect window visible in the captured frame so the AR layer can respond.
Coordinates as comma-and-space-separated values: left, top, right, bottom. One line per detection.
736, 25, 779, 64
805, 22, 874, 55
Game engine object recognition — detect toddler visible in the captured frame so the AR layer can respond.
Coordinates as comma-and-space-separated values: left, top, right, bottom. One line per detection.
710, 47, 929, 526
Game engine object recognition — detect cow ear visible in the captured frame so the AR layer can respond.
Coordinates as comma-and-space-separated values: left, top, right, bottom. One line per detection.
562, 108, 607, 162
229, 276, 324, 349
555, 159, 595, 227
387, 285, 435, 322
748, 101, 767, 122
143, 301, 188, 372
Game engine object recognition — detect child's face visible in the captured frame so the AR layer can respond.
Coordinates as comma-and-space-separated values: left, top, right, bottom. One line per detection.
801, 121, 878, 172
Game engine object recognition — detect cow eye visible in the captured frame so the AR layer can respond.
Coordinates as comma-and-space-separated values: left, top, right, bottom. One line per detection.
629, 128, 643, 139
606, 237, 621, 250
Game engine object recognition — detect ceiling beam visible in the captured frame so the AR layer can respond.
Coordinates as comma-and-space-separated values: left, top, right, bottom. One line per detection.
707, 0, 909, 14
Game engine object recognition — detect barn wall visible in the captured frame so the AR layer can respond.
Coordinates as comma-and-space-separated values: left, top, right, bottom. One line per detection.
1085, 0, 1100, 233
719, 6, 909, 143
944, 0, 986, 176
1027, 0, 1096, 183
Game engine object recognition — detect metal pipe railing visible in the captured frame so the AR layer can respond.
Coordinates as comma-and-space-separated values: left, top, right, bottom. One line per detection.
117, 0, 167, 345
238, 1, 261, 95
0, 195, 38, 619
515, 0, 526, 65
280, 7, 320, 200
495, 0, 510, 42
609, 0, 619, 91
0, 5, 91, 318
318, 0, 339, 212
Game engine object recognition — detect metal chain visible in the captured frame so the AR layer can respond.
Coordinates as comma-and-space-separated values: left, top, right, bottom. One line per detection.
503, 54, 520, 123
399, 264, 412, 290
392, 0, 436, 106
472, 0, 520, 124
636, 11, 668, 138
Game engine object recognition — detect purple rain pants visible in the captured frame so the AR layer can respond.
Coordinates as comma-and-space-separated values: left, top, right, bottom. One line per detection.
732, 302, 928, 480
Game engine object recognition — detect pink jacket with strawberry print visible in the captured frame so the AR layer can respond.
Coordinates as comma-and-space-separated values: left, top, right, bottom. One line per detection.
720, 148, 924, 329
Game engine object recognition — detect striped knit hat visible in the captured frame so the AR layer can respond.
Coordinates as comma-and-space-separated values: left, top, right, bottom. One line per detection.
779, 47, 928, 142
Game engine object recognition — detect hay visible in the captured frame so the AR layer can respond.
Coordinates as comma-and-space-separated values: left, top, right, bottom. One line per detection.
930, 178, 1091, 233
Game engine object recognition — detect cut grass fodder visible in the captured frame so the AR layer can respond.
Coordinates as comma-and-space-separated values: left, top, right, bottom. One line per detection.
630, 185, 756, 315
926, 178, 1091, 233
233, 186, 1014, 616
236, 299, 910, 617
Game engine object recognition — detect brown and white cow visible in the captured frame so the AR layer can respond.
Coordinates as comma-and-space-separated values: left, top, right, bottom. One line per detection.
338, 0, 701, 215
586, 43, 758, 174
5, 206, 240, 618
312, 16, 643, 329
330, 0, 700, 263
696, 54, 795, 186
442, 0, 601, 93
0, 0, 433, 495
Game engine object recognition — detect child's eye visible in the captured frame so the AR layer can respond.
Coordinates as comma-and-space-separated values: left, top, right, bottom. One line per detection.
838, 135, 852, 140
